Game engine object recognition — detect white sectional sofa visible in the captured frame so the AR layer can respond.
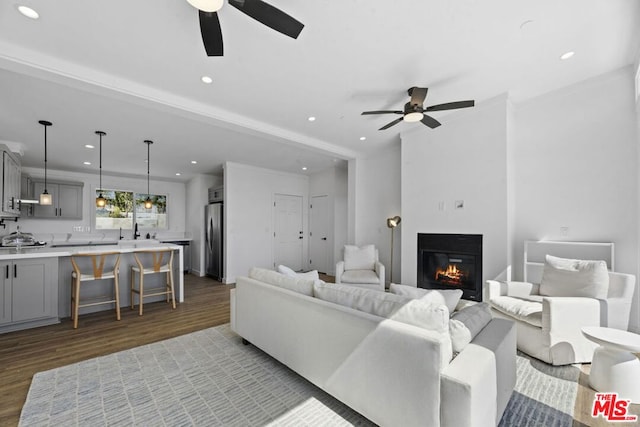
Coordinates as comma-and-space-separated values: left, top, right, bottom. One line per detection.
230, 268, 516, 427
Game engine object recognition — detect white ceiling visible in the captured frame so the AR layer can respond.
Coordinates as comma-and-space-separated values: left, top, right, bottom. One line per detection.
0, 0, 638, 182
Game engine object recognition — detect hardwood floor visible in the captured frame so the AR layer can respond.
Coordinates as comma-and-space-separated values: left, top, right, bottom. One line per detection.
1, 272, 634, 426
0, 273, 233, 427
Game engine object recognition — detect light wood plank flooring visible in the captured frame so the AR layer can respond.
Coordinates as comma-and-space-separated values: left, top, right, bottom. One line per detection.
0, 273, 635, 426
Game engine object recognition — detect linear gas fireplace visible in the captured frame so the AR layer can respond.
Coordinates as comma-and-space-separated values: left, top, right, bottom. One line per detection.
417, 233, 483, 301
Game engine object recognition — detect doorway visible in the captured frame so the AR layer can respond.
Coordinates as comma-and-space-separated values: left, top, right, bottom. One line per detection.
309, 195, 329, 274
273, 194, 304, 271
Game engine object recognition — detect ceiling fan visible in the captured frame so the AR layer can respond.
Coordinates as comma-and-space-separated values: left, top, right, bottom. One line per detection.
186, 0, 304, 57
362, 87, 475, 130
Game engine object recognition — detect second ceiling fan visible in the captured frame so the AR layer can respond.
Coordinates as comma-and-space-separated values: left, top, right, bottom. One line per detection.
362, 87, 474, 130
186, 0, 304, 57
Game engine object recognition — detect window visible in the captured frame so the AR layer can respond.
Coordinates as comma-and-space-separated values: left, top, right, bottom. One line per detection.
95, 189, 167, 230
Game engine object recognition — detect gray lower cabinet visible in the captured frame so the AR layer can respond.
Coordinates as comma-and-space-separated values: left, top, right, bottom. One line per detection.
32, 180, 83, 219
0, 258, 59, 332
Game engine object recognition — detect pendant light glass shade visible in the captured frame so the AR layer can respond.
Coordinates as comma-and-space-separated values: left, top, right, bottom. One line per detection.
95, 131, 107, 208
144, 140, 153, 210
38, 120, 53, 206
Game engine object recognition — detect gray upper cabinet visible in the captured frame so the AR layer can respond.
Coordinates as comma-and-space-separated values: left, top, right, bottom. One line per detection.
32, 180, 84, 219
0, 146, 22, 217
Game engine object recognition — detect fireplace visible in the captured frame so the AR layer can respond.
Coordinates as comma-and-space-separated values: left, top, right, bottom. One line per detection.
417, 233, 482, 301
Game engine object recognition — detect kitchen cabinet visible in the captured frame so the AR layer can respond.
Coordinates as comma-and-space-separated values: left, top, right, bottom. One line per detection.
32, 179, 83, 219
0, 145, 22, 217
0, 258, 59, 331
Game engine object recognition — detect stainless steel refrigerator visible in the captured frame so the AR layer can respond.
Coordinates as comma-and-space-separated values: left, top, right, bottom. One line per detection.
205, 202, 223, 280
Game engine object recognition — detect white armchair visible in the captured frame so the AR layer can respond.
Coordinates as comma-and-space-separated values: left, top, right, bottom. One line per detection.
485, 270, 635, 365
335, 244, 385, 292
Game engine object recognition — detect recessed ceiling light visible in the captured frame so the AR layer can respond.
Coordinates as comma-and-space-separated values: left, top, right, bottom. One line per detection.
359, 136, 366, 141
84, 144, 95, 149
201, 76, 213, 84
307, 116, 316, 122
83, 161, 91, 165
175, 173, 181, 176
17, 5, 39, 19
560, 51, 575, 60
302, 167, 307, 171
191, 160, 197, 164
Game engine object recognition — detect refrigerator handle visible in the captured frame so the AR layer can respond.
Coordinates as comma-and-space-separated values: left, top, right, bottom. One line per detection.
208, 217, 214, 252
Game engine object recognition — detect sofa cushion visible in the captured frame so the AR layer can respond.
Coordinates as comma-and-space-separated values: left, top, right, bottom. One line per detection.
313, 282, 449, 334
449, 302, 493, 353
249, 267, 316, 296
389, 283, 463, 314
489, 296, 543, 327
539, 255, 609, 299
277, 264, 320, 281
341, 269, 379, 284
344, 244, 376, 271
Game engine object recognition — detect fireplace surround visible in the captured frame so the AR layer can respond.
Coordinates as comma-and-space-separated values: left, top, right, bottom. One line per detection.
417, 233, 483, 301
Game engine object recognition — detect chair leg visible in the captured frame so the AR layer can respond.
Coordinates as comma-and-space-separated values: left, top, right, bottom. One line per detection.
168, 269, 176, 309
130, 267, 135, 310
114, 274, 121, 321
73, 278, 80, 329
138, 274, 144, 316
70, 275, 75, 322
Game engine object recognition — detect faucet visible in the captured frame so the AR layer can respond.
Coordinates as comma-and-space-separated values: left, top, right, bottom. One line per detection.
134, 223, 140, 240
119, 227, 124, 240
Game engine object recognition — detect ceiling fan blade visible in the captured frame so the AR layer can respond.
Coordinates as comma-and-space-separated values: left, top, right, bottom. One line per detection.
199, 11, 223, 56
420, 114, 441, 129
408, 87, 428, 106
229, 0, 304, 39
425, 100, 475, 112
379, 117, 404, 130
361, 110, 403, 115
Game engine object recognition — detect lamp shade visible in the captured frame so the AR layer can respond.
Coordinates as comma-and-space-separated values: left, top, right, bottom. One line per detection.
186, 0, 223, 12
386, 216, 401, 228
96, 193, 106, 208
39, 191, 52, 206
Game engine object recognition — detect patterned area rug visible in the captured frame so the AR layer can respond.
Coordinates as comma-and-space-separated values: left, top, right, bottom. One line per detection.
20, 324, 579, 426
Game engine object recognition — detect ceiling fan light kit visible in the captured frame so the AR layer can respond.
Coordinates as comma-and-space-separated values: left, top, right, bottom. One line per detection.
187, 0, 224, 12
362, 87, 475, 131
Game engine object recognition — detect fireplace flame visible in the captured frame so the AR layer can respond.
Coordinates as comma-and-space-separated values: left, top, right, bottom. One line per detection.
435, 264, 468, 286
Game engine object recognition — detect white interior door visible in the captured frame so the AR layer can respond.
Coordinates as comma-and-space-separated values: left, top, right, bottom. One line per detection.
274, 194, 304, 271
309, 195, 329, 273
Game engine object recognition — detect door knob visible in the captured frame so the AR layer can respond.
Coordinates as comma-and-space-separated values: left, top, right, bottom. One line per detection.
321, 237, 327, 240
299, 236, 303, 239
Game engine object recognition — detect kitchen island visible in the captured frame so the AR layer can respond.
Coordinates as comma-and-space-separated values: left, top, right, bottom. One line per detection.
0, 241, 184, 333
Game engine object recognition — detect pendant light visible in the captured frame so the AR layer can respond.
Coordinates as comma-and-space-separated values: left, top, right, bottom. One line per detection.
95, 131, 107, 208
143, 140, 153, 209
38, 120, 53, 206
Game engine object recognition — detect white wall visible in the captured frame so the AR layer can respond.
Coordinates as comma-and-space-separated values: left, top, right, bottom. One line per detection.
334, 166, 348, 270
352, 143, 402, 283
513, 67, 639, 330
18, 167, 186, 240
224, 161, 309, 283
400, 94, 511, 286
186, 173, 220, 276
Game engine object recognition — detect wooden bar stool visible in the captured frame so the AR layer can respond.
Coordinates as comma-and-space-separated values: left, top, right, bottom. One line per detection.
130, 249, 176, 315
70, 252, 121, 329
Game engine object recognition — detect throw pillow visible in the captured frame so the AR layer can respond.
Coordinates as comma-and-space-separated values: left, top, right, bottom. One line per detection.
449, 302, 492, 353
389, 283, 463, 313
249, 267, 315, 296
277, 265, 319, 281
343, 244, 376, 271
539, 255, 609, 299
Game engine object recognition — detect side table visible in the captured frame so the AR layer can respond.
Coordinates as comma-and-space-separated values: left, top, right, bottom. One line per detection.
581, 326, 640, 403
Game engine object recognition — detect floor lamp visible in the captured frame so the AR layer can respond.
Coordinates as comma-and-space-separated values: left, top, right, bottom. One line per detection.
386, 216, 401, 285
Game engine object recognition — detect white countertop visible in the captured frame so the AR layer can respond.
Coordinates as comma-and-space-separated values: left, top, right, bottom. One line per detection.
0, 242, 182, 260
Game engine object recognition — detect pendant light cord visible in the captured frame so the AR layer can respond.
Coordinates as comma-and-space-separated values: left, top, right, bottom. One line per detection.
147, 140, 150, 197
43, 125, 47, 190
99, 133, 102, 190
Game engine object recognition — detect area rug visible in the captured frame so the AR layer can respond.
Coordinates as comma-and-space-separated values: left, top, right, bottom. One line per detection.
20, 324, 579, 426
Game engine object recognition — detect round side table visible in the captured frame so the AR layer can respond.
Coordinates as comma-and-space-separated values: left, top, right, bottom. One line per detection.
581, 326, 640, 403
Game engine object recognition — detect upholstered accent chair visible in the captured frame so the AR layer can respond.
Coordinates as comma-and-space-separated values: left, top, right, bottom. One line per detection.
335, 244, 385, 292
485, 255, 636, 365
